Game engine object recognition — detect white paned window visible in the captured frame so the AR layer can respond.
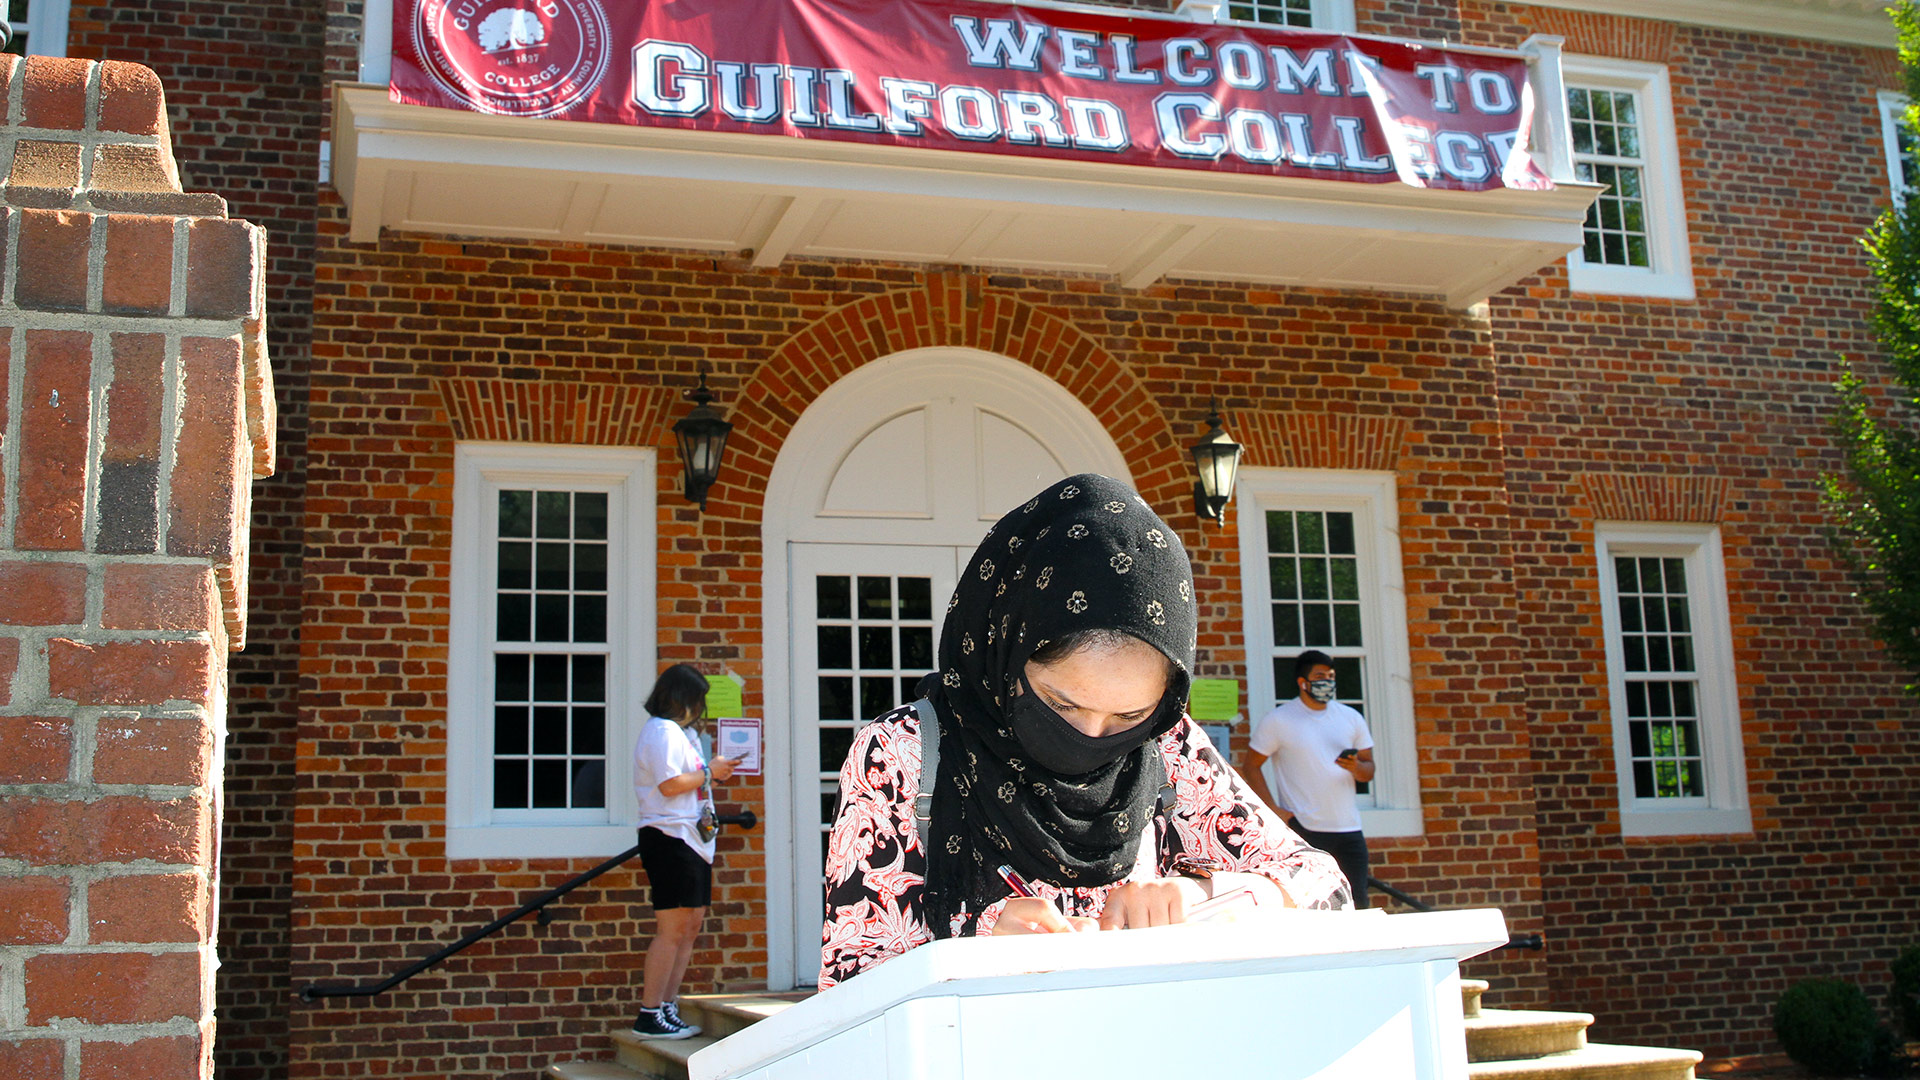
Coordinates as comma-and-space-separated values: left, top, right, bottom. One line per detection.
1237, 469, 1419, 837
1225, 0, 1353, 31
447, 443, 656, 858
1563, 57, 1693, 300
1879, 91, 1917, 206
3, 0, 67, 56
1595, 524, 1749, 837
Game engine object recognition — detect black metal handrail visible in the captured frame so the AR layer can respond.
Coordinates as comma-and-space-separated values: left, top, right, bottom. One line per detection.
300, 811, 757, 1001
1368, 875, 1545, 952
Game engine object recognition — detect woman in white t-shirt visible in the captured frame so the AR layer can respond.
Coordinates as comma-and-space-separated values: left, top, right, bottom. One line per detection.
631, 663, 735, 1040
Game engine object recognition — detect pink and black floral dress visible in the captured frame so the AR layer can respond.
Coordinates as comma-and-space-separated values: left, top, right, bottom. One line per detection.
820, 703, 1351, 989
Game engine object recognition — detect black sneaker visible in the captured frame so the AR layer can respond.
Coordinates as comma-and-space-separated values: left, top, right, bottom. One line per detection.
631, 1006, 692, 1040
662, 1000, 702, 1037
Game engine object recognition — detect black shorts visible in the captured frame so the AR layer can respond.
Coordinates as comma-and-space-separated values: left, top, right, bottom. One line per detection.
637, 826, 713, 910
1291, 824, 1370, 910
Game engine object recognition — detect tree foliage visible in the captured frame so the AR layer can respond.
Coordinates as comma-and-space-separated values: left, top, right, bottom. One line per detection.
1824, 0, 1920, 693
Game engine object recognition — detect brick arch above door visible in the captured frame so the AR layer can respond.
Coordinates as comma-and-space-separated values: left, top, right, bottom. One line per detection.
713, 276, 1191, 529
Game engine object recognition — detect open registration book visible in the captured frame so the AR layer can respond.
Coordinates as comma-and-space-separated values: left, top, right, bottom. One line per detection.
691, 907, 1508, 1080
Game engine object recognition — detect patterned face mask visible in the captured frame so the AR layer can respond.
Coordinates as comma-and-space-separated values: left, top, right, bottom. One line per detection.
1305, 678, 1337, 704
1008, 673, 1169, 776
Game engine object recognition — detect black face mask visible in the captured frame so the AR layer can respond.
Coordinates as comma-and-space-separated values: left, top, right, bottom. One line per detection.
1009, 674, 1171, 776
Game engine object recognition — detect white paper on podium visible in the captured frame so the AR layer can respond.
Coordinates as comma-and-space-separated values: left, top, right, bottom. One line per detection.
691, 908, 1508, 1080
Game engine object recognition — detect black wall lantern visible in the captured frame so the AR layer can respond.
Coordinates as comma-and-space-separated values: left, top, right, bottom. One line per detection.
1191, 401, 1243, 526
673, 369, 733, 509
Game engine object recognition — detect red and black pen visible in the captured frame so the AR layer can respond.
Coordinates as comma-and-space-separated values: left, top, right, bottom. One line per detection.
995, 864, 1039, 898
996, 863, 1083, 931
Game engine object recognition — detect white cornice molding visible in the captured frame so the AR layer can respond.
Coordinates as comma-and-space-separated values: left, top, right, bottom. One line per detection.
332, 84, 1600, 306
1509, 0, 1894, 49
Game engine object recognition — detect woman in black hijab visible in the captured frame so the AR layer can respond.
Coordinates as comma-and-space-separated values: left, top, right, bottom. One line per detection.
821, 474, 1349, 986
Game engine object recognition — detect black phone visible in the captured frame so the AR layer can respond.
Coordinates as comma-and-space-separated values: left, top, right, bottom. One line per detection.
1337, 748, 1358, 760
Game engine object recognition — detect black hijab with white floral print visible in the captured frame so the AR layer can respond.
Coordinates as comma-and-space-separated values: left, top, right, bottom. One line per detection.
921, 473, 1196, 937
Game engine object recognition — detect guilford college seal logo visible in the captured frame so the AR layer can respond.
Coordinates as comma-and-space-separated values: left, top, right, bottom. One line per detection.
411, 0, 610, 118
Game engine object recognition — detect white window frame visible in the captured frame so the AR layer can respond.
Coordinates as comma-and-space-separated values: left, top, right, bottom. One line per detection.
1879, 90, 1915, 206
447, 442, 656, 859
1237, 468, 1420, 837
1562, 56, 1694, 300
1214, 0, 1354, 32
1594, 523, 1750, 838
6, 0, 68, 56
360, 0, 394, 83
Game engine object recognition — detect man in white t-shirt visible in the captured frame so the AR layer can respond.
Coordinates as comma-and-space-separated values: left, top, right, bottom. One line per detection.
1245, 649, 1376, 908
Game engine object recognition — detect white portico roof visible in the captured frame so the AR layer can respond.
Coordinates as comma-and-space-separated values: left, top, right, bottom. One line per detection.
333, 78, 1599, 307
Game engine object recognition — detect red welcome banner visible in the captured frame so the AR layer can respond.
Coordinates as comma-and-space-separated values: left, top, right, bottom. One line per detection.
391, 0, 1550, 191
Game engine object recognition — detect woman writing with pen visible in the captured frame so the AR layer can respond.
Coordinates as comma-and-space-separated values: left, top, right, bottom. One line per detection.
820, 475, 1350, 988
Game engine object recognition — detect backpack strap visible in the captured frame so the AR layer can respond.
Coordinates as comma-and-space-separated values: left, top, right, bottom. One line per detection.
910, 697, 939, 852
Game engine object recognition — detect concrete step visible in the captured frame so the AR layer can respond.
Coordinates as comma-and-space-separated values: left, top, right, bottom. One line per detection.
612, 1028, 721, 1080
1463, 978, 1491, 1018
675, 991, 810, 1041
1467, 1043, 1703, 1080
547, 991, 809, 1080
1467, 1009, 1593, 1062
548, 1061, 646, 1080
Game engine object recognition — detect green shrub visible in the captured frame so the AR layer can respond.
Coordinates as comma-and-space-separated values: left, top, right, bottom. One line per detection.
1894, 945, 1920, 1042
1775, 978, 1898, 1076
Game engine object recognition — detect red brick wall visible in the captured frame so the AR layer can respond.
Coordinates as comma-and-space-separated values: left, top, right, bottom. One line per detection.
290, 192, 1550, 1072
1357, 0, 1462, 39
54, 0, 1920, 1072
1460, 2, 1920, 1058
0, 54, 271, 1079
66, 4, 327, 1075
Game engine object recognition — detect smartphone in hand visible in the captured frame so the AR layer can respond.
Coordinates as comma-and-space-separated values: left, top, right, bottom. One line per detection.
1336, 748, 1358, 761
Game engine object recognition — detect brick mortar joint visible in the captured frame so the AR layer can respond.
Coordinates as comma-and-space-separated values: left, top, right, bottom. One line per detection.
0, 1015, 209, 1040
0, 552, 226, 566
0, 783, 208, 801
0, 309, 250, 335
0, 859, 206, 877
0, 627, 224, 646
80, 308, 108, 556
3, 129, 162, 149
2, 943, 206, 957
3, 319, 22, 554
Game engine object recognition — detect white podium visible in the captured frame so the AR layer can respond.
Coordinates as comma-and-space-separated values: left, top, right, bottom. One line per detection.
691, 908, 1508, 1080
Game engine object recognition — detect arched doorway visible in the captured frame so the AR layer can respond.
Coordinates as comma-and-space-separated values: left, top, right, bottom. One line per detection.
761, 347, 1129, 987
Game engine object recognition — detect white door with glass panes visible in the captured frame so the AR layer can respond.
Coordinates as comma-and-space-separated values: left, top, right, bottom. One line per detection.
790, 544, 966, 925
763, 346, 1133, 989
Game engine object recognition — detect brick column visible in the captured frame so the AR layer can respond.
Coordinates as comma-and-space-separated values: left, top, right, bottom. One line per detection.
0, 56, 272, 1077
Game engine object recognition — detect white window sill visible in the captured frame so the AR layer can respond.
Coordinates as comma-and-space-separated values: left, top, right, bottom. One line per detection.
1359, 808, 1424, 839
1618, 806, 1752, 838
1568, 261, 1695, 301
446, 824, 640, 861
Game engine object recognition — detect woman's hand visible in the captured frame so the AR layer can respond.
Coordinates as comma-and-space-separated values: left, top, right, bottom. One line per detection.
1098, 876, 1211, 930
989, 899, 1097, 935
709, 756, 736, 782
